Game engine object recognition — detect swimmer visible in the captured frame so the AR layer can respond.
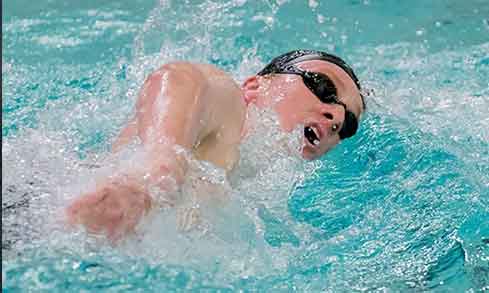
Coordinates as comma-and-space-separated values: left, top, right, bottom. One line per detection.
66, 50, 366, 240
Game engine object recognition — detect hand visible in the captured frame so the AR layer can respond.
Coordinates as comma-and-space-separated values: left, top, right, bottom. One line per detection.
66, 179, 152, 241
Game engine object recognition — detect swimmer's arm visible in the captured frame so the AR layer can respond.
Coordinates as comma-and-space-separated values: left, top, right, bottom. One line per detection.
112, 62, 219, 184
67, 63, 218, 239
131, 62, 218, 185
111, 117, 137, 153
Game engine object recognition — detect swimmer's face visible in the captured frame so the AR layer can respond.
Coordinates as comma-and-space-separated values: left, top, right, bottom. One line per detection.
252, 60, 364, 160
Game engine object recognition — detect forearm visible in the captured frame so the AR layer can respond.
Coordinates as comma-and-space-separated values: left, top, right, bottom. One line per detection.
66, 63, 214, 239
112, 63, 217, 190
66, 173, 152, 240
143, 142, 189, 187
102, 142, 189, 209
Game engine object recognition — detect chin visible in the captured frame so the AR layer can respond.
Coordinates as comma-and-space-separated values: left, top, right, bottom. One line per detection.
301, 147, 317, 161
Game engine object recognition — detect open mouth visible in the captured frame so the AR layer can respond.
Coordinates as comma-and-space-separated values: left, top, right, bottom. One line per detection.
304, 126, 321, 146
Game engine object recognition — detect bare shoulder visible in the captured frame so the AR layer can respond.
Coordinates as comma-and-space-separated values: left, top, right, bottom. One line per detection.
193, 63, 233, 79
156, 62, 239, 89
152, 62, 205, 83
152, 62, 245, 169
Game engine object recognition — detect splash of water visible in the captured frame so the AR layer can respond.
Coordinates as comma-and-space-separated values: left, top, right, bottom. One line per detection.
3, 0, 489, 291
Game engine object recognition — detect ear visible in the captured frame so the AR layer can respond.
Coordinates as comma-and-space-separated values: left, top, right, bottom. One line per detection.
242, 76, 259, 90
242, 76, 260, 105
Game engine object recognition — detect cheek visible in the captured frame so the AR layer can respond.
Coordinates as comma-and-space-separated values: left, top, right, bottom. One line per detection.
275, 105, 300, 132
269, 78, 295, 102
280, 90, 312, 119
321, 138, 340, 154
301, 146, 316, 160
274, 95, 306, 130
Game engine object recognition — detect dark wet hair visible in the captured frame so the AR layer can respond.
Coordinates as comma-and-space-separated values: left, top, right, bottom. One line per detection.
258, 49, 365, 110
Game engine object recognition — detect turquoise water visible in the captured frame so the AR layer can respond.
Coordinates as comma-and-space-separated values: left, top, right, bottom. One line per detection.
2, 0, 489, 291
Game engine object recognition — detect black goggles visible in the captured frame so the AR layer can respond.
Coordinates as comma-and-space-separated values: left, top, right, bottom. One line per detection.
265, 64, 358, 139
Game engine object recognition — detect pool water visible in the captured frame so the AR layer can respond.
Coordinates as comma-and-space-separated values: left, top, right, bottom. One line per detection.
2, 0, 489, 291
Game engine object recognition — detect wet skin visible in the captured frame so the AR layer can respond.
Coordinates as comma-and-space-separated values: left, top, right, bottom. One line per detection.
66, 60, 363, 241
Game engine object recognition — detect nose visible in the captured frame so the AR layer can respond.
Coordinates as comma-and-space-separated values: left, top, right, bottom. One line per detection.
321, 104, 345, 134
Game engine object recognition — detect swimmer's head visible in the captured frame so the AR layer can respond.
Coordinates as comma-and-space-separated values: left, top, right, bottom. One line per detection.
242, 49, 365, 160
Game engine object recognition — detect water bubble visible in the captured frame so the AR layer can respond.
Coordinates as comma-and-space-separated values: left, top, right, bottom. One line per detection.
317, 14, 325, 24
308, 0, 319, 9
